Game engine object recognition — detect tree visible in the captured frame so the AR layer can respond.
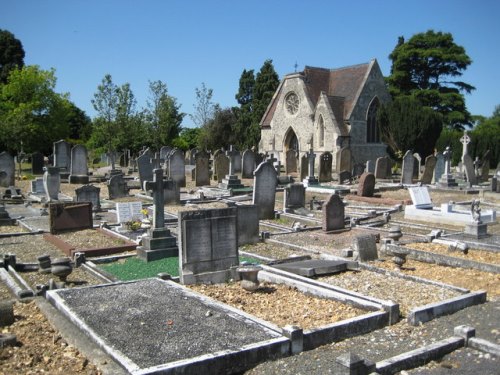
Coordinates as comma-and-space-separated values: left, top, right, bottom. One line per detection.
190, 82, 217, 128
233, 69, 255, 149
173, 127, 201, 150
198, 107, 236, 151
386, 30, 475, 129
251, 60, 279, 147
0, 29, 25, 84
469, 105, 500, 167
144, 80, 184, 151
377, 96, 443, 160
66, 102, 92, 143
0, 65, 70, 154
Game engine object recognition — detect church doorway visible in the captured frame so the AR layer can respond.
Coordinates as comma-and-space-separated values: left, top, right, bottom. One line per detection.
284, 128, 299, 152
284, 128, 299, 174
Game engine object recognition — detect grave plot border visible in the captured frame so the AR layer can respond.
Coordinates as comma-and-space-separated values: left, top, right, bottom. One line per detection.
43, 228, 137, 258
47, 278, 290, 375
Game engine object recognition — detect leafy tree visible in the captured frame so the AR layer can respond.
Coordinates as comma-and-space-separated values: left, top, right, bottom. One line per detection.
66, 102, 92, 143
198, 107, 236, 151
377, 96, 443, 160
469, 105, 500, 167
190, 82, 217, 128
0, 65, 70, 154
233, 69, 255, 149
0, 29, 25, 84
144, 80, 184, 151
387, 30, 475, 129
252, 60, 279, 147
173, 127, 201, 150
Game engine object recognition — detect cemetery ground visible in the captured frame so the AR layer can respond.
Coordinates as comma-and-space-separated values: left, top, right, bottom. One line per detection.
0, 168, 499, 374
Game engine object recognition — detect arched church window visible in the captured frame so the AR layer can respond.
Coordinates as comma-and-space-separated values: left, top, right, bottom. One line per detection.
318, 116, 325, 147
285, 92, 299, 115
366, 98, 380, 143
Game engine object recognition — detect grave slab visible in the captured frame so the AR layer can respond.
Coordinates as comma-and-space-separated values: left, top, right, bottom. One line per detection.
272, 259, 348, 277
47, 278, 289, 375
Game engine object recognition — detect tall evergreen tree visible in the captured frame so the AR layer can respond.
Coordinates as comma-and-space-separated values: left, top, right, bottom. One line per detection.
0, 29, 25, 84
233, 69, 255, 149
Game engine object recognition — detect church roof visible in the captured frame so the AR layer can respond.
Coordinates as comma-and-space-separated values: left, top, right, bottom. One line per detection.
261, 60, 375, 126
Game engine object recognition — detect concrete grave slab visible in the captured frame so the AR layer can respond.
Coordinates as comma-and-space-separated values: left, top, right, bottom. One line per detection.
47, 278, 289, 375
272, 259, 348, 277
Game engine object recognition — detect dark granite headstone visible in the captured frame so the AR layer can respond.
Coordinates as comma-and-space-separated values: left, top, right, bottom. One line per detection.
319, 152, 333, 182
49, 202, 93, 234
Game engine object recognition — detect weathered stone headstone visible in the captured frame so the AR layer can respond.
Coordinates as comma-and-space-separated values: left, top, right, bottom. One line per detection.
31, 152, 44, 175
137, 153, 153, 188
374, 156, 389, 179
352, 235, 378, 261
413, 153, 421, 179
366, 160, 375, 173
0, 152, 15, 187
283, 183, 306, 213
241, 149, 256, 179
401, 150, 414, 184
194, 150, 210, 187
49, 202, 93, 234
178, 207, 239, 284
463, 154, 477, 185
480, 150, 490, 182
163, 178, 180, 204
421, 155, 437, 185
168, 149, 186, 188
43, 167, 60, 201
338, 170, 351, 184
237, 204, 259, 246
53, 140, 71, 174
285, 149, 298, 174
75, 184, 101, 211
159, 146, 172, 162
214, 153, 229, 183
322, 194, 345, 231
433, 152, 445, 183
460, 130, 471, 158
252, 162, 277, 220
69, 145, 89, 184
233, 150, 242, 174
357, 172, 375, 197
300, 154, 308, 181
107, 174, 128, 199
319, 152, 333, 182
438, 147, 458, 187
337, 147, 351, 174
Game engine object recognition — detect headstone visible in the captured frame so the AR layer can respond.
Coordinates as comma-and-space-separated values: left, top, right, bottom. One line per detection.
49, 202, 93, 234
337, 147, 351, 174
463, 154, 477, 185
178, 207, 239, 284
0, 204, 15, 226
75, 184, 101, 211
352, 235, 378, 262
116, 201, 144, 224
237, 204, 259, 246
438, 147, 458, 187
322, 194, 345, 231
241, 149, 256, 179
421, 155, 437, 185
319, 152, 333, 182
303, 148, 319, 186
43, 167, 60, 201
233, 150, 242, 174
194, 150, 210, 187
366, 160, 375, 173
168, 149, 186, 188
137, 153, 153, 188
300, 154, 308, 181
433, 152, 444, 183
31, 152, 44, 175
107, 174, 129, 199
491, 176, 497, 193
31, 177, 45, 194
413, 153, 421, 179
285, 149, 298, 174
214, 153, 229, 183
69, 145, 89, 184
338, 170, 351, 184
252, 162, 278, 220
159, 146, 172, 162
163, 178, 180, 204
460, 130, 471, 158
374, 156, 389, 179
401, 150, 414, 184
408, 186, 433, 209
480, 150, 490, 182
283, 183, 306, 213
0, 152, 15, 187
357, 172, 375, 197
53, 140, 71, 173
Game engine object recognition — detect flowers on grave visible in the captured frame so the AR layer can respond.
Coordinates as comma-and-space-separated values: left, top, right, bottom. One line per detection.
125, 220, 142, 231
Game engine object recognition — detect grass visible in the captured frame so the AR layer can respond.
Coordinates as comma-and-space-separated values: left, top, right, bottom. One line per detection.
99, 255, 263, 281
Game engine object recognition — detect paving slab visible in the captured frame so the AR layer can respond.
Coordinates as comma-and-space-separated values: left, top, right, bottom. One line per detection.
271, 259, 348, 277
47, 278, 289, 374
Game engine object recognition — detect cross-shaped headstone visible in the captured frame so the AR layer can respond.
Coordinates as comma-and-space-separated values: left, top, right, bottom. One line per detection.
460, 131, 471, 157
143, 168, 164, 229
443, 146, 452, 175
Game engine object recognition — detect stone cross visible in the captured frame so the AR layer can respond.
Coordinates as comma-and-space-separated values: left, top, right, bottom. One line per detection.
460, 131, 471, 157
226, 145, 237, 175
307, 147, 316, 178
143, 168, 164, 229
150, 152, 161, 169
443, 146, 452, 175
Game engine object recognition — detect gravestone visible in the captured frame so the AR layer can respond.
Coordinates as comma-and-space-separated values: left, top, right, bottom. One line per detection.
219, 147, 244, 190
31, 152, 44, 175
75, 184, 101, 212
319, 152, 333, 182
460, 130, 471, 158
438, 147, 458, 187
178, 207, 239, 284
233, 150, 242, 174
237, 204, 259, 246
303, 148, 319, 186
283, 183, 306, 213
480, 150, 490, 182
252, 162, 278, 220
107, 174, 129, 199
53, 140, 71, 174
0, 204, 15, 226
421, 155, 437, 185
43, 167, 60, 201
0, 152, 15, 187
137, 153, 153, 188
337, 147, 351, 174
352, 235, 378, 261
163, 178, 180, 204
195, 150, 210, 187
49, 202, 93, 234
214, 153, 229, 183
69, 145, 89, 184
338, 170, 351, 184
31, 177, 45, 194
463, 154, 477, 185
322, 194, 345, 231
159, 146, 172, 162
433, 152, 445, 183
401, 150, 414, 184
413, 153, 421, 179
374, 156, 389, 179
300, 154, 308, 181
116, 201, 144, 225
357, 172, 375, 197
408, 186, 433, 209
241, 149, 256, 179
366, 160, 375, 173
285, 149, 298, 174
168, 149, 186, 188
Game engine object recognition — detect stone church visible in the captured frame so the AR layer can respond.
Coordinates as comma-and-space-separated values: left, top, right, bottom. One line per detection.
259, 59, 391, 176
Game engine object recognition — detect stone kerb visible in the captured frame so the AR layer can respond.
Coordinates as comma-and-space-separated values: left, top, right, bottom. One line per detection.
252, 162, 278, 220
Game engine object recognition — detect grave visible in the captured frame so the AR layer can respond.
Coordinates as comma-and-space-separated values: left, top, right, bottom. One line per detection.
285, 149, 298, 174
253, 162, 278, 220
352, 234, 378, 261
219, 147, 244, 190
374, 156, 389, 179
214, 153, 229, 183
421, 154, 437, 185
53, 140, 71, 177
137, 152, 153, 188
74, 184, 101, 212
463, 154, 477, 186
69, 145, 89, 184
337, 147, 351, 174
195, 150, 210, 186
242, 149, 256, 178
433, 152, 445, 183
137, 169, 178, 262
357, 172, 375, 197
31, 152, 44, 175
438, 147, 458, 188
366, 160, 375, 174
0, 151, 15, 187
107, 174, 129, 199
303, 147, 319, 186
283, 183, 306, 213
43, 166, 60, 202
0, 204, 15, 226
319, 152, 333, 182
115, 201, 144, 230
48, 202, 93, 234
322, 194, 345, 231
272, 259, 348, 277
168, 148, 186, 188
401, 150, 414, 185
178, 207, 239, 284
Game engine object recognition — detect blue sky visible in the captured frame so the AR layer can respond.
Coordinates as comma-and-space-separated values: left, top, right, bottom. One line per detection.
2, 0, 499, 126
